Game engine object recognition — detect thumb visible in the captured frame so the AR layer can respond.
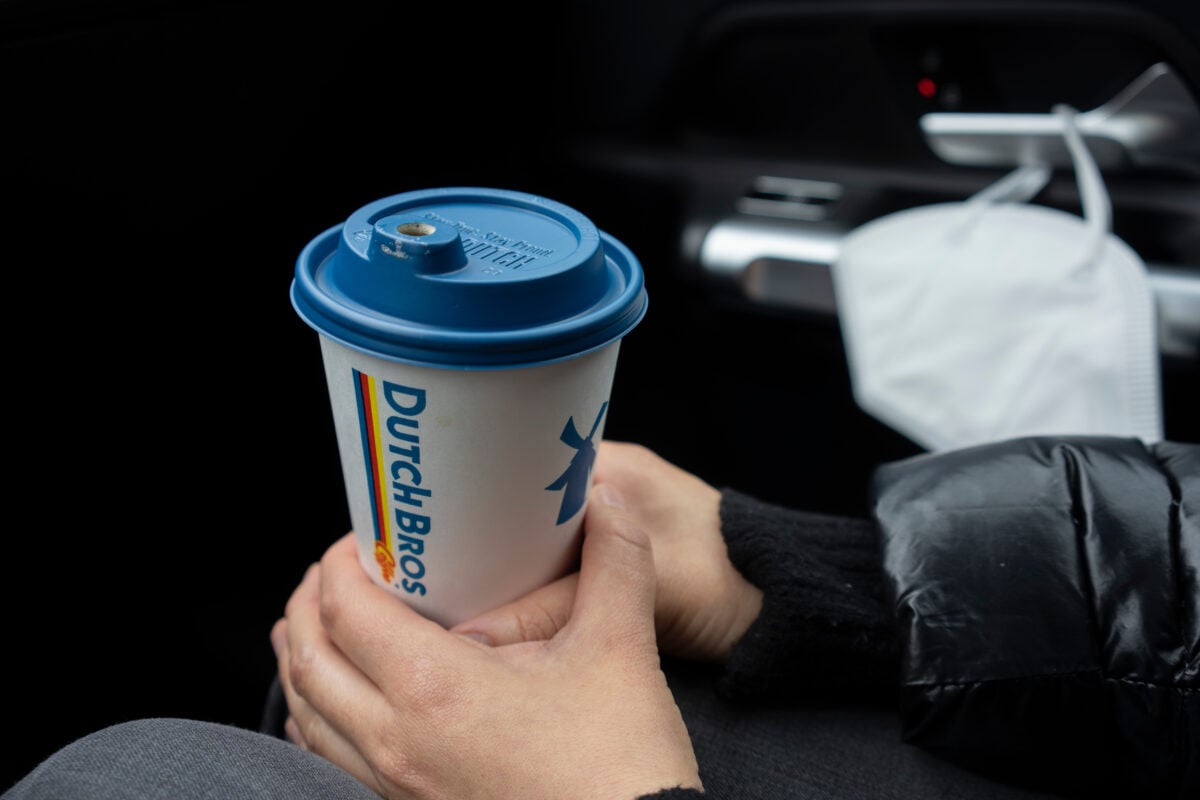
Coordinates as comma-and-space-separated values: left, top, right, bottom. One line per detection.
450, 571, 578, 646
567, 483, 658, 648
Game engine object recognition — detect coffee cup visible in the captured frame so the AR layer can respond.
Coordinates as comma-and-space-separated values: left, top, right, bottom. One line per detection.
291, 187, 647, 627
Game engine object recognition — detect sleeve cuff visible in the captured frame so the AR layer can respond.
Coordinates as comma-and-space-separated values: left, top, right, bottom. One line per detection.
715, 489, 898, 703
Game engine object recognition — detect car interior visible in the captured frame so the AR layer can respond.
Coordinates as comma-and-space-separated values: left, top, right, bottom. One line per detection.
4, 0, 1197, 793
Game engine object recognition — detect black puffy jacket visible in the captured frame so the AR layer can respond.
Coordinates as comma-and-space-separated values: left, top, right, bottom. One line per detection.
872, 436, 1199, 799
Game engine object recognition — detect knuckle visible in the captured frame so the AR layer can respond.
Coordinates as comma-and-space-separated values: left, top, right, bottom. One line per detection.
316, 583, 347, 634
403, 656, 464, 718
369, 735, 421, 791
286, 642, 318, 695
294, 714, 322, 753
514, 600, 566, 642
609, 515, 654, 556
366, 721, 442, 797
622, 441, 660, 468
599, 440, 656, 476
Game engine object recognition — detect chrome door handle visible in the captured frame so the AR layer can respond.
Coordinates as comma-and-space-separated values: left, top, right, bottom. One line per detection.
920, 63, 1200, 176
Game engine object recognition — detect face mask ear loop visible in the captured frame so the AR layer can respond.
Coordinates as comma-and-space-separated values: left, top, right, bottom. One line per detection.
948, 163, 1052, 243
1053, 103, 1112, 272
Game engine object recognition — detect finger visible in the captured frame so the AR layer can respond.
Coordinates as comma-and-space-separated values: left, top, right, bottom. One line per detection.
450, 571, 579, 646
271, 617, 379, 789
283, 716, 306, 749
277, 561, 397, 788
567, 484, 658, 648
317, 531, 467, 682
592, 439, 625, 484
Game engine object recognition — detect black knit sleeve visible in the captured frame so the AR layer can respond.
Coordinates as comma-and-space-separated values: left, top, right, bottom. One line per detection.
714, 488, 899, 704
637, 788, 706, 799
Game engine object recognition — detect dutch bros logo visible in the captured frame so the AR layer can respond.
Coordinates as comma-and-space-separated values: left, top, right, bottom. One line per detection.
546, 401, 608, 524
352, 370, 431, 596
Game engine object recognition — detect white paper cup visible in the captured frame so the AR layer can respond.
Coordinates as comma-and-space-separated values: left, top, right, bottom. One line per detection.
292, 187, 647, 626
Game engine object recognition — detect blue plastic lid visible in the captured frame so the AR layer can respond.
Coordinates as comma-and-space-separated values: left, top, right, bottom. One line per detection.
291, 187, 648, 369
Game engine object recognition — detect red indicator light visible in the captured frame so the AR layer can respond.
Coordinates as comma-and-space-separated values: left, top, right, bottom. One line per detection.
917, 77, 937, 98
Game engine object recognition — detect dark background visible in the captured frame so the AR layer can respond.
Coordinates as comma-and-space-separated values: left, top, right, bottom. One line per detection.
3, 0, 1198, 792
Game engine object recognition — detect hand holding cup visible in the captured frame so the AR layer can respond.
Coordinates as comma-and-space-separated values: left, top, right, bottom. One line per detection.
455, 440, 764, 662
271, 488, 703, 799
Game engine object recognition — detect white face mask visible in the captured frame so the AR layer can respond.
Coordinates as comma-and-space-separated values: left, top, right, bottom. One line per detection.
832, 106, 1163, 453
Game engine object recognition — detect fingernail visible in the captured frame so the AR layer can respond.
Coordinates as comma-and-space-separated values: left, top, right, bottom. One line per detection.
597, 484, 625, 509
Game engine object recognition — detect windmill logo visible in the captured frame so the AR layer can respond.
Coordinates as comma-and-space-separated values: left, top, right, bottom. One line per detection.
545, 401, 608, 525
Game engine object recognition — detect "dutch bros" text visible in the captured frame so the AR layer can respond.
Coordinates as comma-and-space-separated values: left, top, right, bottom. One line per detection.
382, 382, 433, 596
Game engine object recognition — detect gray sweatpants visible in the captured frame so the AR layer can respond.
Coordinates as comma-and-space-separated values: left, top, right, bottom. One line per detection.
3, 662, 1065, 800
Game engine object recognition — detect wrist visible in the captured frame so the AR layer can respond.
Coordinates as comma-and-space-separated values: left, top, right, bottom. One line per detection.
712, 570, 763, 661
715, 488, 897, 701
